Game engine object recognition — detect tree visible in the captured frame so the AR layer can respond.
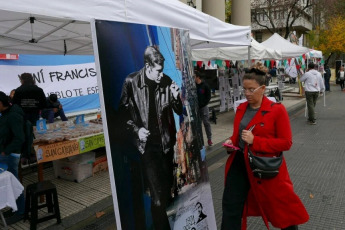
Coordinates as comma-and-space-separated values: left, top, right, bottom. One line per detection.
251, 0, 313, 39
319, 0, 345, 22
225, 0, 232, 23
315, 16, 345, 65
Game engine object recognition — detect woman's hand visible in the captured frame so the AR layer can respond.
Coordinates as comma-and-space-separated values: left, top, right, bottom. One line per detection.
241, 130, 254, 145
223, 139, 236, 153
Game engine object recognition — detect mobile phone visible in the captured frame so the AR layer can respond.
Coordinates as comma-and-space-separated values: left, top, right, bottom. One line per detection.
222, 143, 240, 150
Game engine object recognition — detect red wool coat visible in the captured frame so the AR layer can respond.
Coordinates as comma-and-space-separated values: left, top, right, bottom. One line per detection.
225, 96, 309, 229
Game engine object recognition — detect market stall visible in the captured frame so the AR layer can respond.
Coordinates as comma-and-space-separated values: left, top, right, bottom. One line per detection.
30, 117, 105, 183
0, 1, 255, 229
192, 37, 282, 61
261, 33, 310, 58
0, 0, 250, 55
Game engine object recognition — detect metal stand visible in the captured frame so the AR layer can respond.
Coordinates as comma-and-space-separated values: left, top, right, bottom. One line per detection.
0, 210, 8, 230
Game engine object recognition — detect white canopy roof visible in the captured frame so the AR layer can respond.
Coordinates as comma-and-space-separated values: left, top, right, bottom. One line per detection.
306, 49, 323, 59
0, 0, 251, 55
261, 33, 309, 58
191, 38, 282, 61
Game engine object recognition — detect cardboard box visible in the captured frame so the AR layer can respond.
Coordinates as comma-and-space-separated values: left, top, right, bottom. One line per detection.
92, 155, 108, 175
92, 156, 108, 175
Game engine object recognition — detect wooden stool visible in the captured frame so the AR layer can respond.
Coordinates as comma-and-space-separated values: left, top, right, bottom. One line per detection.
24, 181, 61, 230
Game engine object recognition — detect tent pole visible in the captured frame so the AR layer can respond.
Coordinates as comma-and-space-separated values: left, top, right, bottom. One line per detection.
248, 46, 251, 67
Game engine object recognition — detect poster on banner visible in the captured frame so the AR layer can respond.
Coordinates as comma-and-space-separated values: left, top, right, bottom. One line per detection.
0, 63, 98, 98
92, 20, 217, 230
218, 69, 233, 112
285, 59, 298, 79
219, 72, 226, 112
231, 68, 243, 102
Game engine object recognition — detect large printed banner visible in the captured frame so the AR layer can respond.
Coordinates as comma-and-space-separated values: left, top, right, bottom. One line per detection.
0, 63, 98, 98
93, 20, 217, 230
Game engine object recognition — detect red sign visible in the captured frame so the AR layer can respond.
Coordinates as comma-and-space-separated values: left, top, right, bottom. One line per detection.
0, 54, 19, 60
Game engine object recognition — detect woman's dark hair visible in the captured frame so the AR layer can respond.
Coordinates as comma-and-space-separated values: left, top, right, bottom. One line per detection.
195, 202, 203, 209
49, 94, 58, 102
0, 91, 10, 107
308, 62, 315, 69
243, 62, 268, 86
19, 73, 35, 85
194, 70, 204, 79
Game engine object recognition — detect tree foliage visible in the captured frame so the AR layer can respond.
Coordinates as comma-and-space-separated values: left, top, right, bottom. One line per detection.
251, 0, 313, 38
225, 0, 232, 23
316, 16, 345, 57
319, 0, 345, 23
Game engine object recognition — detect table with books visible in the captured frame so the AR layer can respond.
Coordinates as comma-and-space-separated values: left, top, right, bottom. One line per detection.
32, 120, 105, 182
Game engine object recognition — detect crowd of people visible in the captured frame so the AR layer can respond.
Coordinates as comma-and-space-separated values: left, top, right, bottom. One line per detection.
0, 73, 68, 225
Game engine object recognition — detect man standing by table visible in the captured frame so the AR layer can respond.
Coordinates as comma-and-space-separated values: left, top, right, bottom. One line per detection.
12, 73, 46, 125
119, 46, 183, 230
300, 63, 325, 125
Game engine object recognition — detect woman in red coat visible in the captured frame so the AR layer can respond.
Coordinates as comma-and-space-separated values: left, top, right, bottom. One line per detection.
221, 63, 309, 230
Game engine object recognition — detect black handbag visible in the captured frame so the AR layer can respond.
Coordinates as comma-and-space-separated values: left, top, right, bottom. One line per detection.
247, 124, 283, 179
248, 149, 283, 179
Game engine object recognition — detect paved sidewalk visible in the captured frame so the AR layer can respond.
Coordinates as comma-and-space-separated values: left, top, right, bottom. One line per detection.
208, 87, 345, 229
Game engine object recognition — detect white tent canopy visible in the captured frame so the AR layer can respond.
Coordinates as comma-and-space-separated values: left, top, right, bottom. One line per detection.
0, 0, 251, 55
261, 33, 309, 59
192, 38, 282, 61
306, 49, 323, 59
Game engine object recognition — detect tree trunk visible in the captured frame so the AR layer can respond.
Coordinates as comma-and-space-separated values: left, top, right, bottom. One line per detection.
325, 53, 333, 66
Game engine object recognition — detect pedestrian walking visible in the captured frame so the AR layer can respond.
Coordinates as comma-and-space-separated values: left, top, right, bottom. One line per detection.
336, 66, 345, 91
324, 65, 331, 91
221, 62, 309, 230
300, 63, 325, 125
194, 70, 213, 146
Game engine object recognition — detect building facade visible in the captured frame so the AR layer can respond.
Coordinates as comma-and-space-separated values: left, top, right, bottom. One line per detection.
251, 0, 314, 44
179, 0, 225, 22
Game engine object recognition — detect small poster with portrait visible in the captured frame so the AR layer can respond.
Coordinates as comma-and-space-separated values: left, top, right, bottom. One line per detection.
36, 119, 47, 134
75, 114, 88, 127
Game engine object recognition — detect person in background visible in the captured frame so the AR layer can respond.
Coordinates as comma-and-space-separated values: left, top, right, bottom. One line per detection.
300, 63, 325, 125
221, 62, 309, 230
337, 66, 345, 91
194, 70, 213, 146
9, 89, 16, 104
12, 73, 46, 125
324, 65, 331, 92
269, 65, 277, 83
0, 91, 25, 225
41, 94, 68, 123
